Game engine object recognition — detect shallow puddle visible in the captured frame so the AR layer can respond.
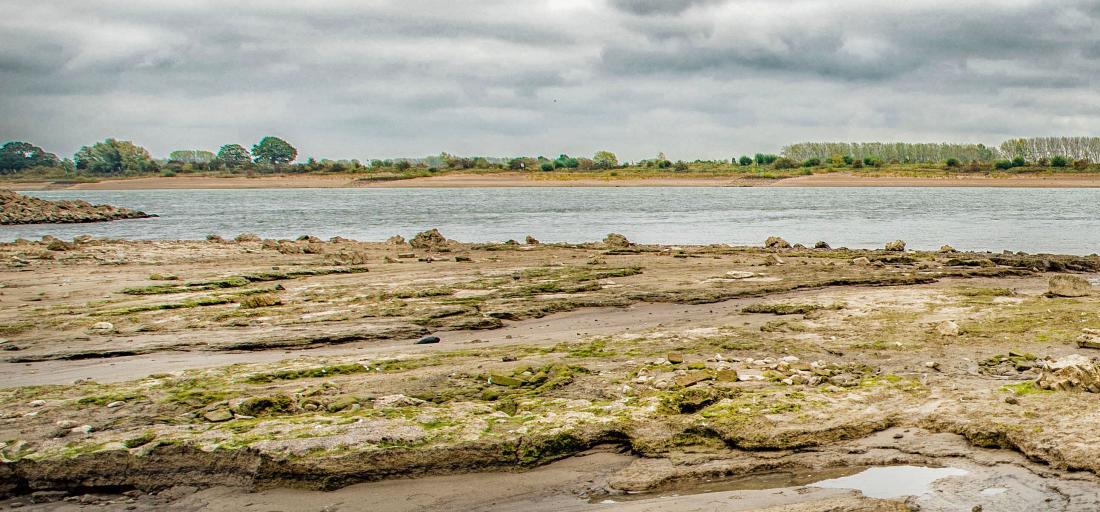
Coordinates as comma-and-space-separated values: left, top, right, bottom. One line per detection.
810, 466, 968, 499
608, 465, 967, 502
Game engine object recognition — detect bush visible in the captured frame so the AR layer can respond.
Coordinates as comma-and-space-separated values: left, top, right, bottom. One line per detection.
994, 160, 1015, 170
673, 161, 689, 172
862, 157, 883, 167
945, 158, 959, 167
539, 162, 554, 172
773, 157, 796, 169
801, 158, 821, 168
738, 156, 753, 166
1011, 156, 1026, 167
842, 155, 854, 165
657, 159, 672, 169
1074, 159, 1090, 170
754, 153, 779, 165
1051, 156, 1068, 167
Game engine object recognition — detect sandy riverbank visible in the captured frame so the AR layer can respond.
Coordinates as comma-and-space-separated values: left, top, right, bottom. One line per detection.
9, 171, 1100, 190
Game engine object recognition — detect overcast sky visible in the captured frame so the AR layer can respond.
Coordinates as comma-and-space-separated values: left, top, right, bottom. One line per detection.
2, 0, 1099, 161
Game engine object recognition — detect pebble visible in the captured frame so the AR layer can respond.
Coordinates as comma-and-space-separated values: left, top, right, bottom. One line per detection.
106, 401, 126, 408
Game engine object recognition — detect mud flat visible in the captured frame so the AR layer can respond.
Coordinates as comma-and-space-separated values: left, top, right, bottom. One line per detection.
4, 232, 1100, 509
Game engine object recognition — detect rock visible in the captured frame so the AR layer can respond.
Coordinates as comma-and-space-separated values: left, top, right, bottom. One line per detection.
234, 233, 261, 242
454, 256, 472, 262
488, 373, 523, 387
326, 395, 359, 412
936, 320, 960, 337
715, 369, 739, 382
1078, 334, 1100, 350
374, 394, 425, 408
386, 235, 406, 245
106, 401, 126, 408
297, 235, 322, 243
409, 229, 448, 249
204, 409, 233, 422
675, 371, 713, 388
525, 235, 540, 245
884, 240, 907, 252
397, 252, 416, 259
1037, 354, 1100, 392
1048, 275, 1091, 297
28, 399, 45, 407
0, 190, 154, 225
924, 361, 941, 371
828, 373, 860, 387
763, 254, 784, 265
852, 257, 871, 265
90, 321, 114, 332
939, 245, 957, 253
667, 352, 684, 364
764, 236, 791, 249
1005, 396, 1019, 405
416, 336, 441, 345
814, 241, 831, 249
603, 233, 632, 248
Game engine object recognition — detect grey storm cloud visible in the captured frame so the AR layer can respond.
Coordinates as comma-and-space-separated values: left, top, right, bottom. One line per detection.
1, 0, 1099, 161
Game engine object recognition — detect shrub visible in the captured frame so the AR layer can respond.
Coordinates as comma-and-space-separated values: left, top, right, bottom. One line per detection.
852, 159, 863, 169
738, 156, 753, 166
672, 161, 689, 172
657, 159, 672, 169
1051, 156, 1068, 167
773, 157, 797, 169
539, 162, 554, 172
994, 160, 1014, 170
1011, 156, 1026, 167
1074, 159, 1090, 170
945, 158, 959, 167
754, 153, 779, 165
862, 157, 883, 167
842, 155, 854, 165
801, 158, 821, 168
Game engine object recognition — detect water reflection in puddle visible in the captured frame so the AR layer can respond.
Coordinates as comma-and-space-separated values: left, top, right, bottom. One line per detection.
810, 466, 969, 499
605, 465, 969, 503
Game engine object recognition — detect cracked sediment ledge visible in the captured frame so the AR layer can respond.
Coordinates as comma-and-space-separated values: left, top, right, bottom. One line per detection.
3, 235, 1100, 509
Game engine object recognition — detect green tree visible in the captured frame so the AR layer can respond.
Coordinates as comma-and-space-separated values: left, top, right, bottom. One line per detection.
592, 150, 618, 169
216, 144, 252, 168
251, 137, 297, 166
74, 139, 156, 175
0, 141, 59, 173
1051, 155, 1068, 168
738, 156, 753, 166
168, 150, 215, 164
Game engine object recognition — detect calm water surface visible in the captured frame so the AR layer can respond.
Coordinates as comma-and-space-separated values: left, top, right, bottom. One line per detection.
4, 187, 1099, 254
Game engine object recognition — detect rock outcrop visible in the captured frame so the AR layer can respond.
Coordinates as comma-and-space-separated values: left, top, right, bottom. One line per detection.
1037, 354, 1100, 392
1048, 275, 1091, 297
764, 236, 791, 249
884, 240, 907, 252
409, 229, 448, 249
0, 190, 153, 225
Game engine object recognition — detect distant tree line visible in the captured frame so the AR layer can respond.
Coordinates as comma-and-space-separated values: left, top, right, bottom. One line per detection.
782, 142, 998, 164
3, 136, 1099, 176
782, 138, 1100, 166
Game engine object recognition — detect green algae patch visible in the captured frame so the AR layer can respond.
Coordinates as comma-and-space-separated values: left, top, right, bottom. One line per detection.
244, 363, 367, 383
121, 267, 368, 295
